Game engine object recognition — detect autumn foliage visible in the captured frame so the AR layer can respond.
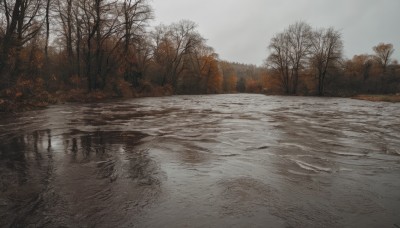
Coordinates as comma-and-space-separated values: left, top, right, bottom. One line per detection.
266, 22, 399, 96
0, 2, 399, 111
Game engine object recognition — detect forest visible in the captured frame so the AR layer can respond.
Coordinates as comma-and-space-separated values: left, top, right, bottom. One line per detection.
0, 0, 399, 111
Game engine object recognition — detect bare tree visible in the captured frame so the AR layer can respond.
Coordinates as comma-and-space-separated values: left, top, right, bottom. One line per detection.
151, 20, 204, 89
56, 0, 74, 63
44, 0, 51, 61
286, 22, 312, 94
186, 42, 218, 93
15, 0, 43, 63
351, 54, 373, 81
0, 0, 23, 76
131, 34, 153, 85
0, 0, 43, 87
74, 3, 82, 77
266, 22, 312, 94
119, 0, 152, 86
150, 24, 173, 85
121, 0, 152, 53
78, 0, 122, 90
266, 32, 291, 94
168, 20, 203, 89
373, 43, 394, 72
310, 27, 343, 96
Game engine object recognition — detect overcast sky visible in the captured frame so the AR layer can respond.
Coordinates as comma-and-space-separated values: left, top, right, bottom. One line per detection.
150, 0, 400, 66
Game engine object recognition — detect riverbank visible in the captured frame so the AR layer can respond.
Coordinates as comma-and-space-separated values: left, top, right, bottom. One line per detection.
0, 86, 173, 112
2, 92, 399, 112
352, 94, 400, 103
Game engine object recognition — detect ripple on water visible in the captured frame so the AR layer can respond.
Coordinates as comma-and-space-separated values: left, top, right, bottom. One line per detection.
1, 94, 400, 227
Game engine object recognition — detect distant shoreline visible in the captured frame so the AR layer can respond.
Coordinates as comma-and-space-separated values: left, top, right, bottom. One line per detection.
352, 94, 400, 103
2, 93, 400, 113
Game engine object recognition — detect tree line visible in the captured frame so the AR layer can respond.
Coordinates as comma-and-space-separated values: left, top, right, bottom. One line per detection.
0, 0, 226, 105
265, 22, 399, 96
0, 1, 399, 110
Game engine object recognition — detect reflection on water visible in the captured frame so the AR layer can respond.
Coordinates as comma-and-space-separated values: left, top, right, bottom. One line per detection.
0, 94, 400, 227
0, 129, 160, 227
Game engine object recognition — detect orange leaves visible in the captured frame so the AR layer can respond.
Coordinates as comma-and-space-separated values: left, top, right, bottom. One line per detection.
206, 58, 222, 94
226, 74, 238, 93
245, 78, 262, 93
197, 54, 222, 94
373, 43, 395, 70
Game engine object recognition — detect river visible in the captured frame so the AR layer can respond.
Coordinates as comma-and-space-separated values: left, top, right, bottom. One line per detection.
0, 94, 399, 227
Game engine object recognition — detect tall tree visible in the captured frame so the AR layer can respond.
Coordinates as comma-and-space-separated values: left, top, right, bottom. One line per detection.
0, 0, 23, 77
266, 22, 312, 94
310, 27, 343, 96
220, 61, 238, 93
121, 0, 152, 53
0, 0, 43, 88
373, 43, 394, 72
120, 0, 152, 87
188, 44, 221, 94
351, 54, 373, 81
151, 20, 203, 89
56, 0, 74, 66
266, 32, 291, 94
78, 0, 122, 90
44, 0, 51, 61
286, 22, 312, 94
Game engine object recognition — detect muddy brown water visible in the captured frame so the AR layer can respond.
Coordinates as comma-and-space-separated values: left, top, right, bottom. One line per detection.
0, 94, 399, 227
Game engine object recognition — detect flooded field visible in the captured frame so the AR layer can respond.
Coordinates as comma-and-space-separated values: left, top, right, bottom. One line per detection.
1, 94, 399, 227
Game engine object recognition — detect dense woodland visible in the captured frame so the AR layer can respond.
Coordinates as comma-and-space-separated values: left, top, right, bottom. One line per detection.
0, 0, 399, 111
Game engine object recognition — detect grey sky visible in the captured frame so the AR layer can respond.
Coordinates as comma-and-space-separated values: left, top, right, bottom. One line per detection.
151, 0, 400, 66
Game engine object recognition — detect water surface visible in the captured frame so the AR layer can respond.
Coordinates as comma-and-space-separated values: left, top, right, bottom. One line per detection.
1, 94, 399, 227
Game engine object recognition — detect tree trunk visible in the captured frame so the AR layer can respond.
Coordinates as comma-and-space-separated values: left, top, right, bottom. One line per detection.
0, 0, 22, 69
76, 20, 81, 78
45, 0, 51, 62
67, 0, 73, 68
94, 0, 102, 90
